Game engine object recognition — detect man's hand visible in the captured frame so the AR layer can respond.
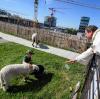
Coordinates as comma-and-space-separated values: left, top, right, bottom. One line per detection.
66, 59, 76, 64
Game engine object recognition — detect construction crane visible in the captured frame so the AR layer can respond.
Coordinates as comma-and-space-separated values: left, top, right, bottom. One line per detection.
47, 7, 64, 28
34, 0, 47, 20
34, 0, 39, 28
49, 8, 56, 17
34, 0, 47, 27
48, 7, 64, 17
34, 0, 38, 22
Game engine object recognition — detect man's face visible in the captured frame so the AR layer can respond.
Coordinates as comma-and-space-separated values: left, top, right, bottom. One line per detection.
28, 53, 32, 57
85, 30, 93, 40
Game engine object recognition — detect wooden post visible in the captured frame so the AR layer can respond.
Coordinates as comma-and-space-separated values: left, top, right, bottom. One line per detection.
72, 81, 80, 99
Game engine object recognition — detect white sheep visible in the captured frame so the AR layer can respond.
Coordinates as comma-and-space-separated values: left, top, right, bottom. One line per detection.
0, 64, 39, 91
32, 33, 38, 47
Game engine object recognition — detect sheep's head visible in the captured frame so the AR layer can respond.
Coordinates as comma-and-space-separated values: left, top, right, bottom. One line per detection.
32, 64, 39, 71
31, 64, 44, 79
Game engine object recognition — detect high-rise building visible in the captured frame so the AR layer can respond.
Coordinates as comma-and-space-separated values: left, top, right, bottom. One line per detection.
44, 16, 57, 27
77, 16, 90, 37
78, 16, 90, 33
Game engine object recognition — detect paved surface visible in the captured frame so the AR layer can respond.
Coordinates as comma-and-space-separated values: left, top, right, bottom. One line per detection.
0, 37, 8, 43
0, 32, 80, 60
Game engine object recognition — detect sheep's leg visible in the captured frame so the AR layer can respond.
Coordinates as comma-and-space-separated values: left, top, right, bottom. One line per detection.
2, 76, 11, 91
0, 81, 3, 89
34, 37, 37, 47
0, 73, 4, 89
32, 37, 36, 47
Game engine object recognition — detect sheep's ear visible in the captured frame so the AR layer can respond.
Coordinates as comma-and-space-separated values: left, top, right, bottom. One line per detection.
37, 65, 44, 73
31, 64, 38, 71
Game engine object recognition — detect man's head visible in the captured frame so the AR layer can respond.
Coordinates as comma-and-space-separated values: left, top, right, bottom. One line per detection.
85, 25, 98, 40
26, 50, 34, 56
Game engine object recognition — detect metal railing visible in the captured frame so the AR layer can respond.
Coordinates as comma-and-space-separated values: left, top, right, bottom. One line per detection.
81, 54, 100, 99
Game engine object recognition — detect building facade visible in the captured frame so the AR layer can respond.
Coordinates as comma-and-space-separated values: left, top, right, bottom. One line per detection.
44, 16, 57, 27
78, 16, 90, 33
77, 16, 90, 37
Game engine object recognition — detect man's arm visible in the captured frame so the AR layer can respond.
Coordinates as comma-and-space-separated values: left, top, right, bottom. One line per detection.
67, 47, 94, 65
76, 47, 94, 62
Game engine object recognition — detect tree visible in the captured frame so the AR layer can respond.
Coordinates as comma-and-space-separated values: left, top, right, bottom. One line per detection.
64, 28, 78, 35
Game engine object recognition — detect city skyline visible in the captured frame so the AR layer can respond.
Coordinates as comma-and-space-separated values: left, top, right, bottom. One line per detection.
0, 0, 100, 29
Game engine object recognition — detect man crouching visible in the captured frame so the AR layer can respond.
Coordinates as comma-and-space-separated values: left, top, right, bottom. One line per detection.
22, 50, 34, 81
0, 64, 39, 91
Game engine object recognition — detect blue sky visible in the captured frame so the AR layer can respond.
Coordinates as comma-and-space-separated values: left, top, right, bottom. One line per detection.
0, 0, 100, 29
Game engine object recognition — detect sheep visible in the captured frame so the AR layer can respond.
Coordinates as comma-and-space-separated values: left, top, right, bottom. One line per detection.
0, 64, 39, 91
32, 33, 39, 47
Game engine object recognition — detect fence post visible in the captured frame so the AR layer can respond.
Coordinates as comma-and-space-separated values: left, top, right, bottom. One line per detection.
72, 81, 80, 99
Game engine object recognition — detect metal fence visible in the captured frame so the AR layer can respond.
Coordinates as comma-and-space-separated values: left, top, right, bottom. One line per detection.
81, 54, 100, 99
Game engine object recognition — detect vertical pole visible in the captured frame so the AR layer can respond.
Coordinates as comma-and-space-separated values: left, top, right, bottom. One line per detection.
34, 0, 39, 45
34, 0, 38, 22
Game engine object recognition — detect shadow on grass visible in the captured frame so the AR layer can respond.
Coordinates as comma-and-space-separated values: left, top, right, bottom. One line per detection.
8, 72, 53, 93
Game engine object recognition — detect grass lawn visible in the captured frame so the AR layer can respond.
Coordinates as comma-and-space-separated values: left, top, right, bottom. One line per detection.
0, 42, 86, 99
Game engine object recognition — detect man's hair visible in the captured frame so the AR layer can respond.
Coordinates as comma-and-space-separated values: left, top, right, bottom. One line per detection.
85, 25, 98, 33
26, 50, 34, 55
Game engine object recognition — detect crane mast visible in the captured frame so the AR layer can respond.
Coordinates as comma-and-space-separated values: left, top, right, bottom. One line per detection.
34, 0, 38, 22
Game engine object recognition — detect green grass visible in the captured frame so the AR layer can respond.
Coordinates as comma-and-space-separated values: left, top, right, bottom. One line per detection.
0, 42, 86, 99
